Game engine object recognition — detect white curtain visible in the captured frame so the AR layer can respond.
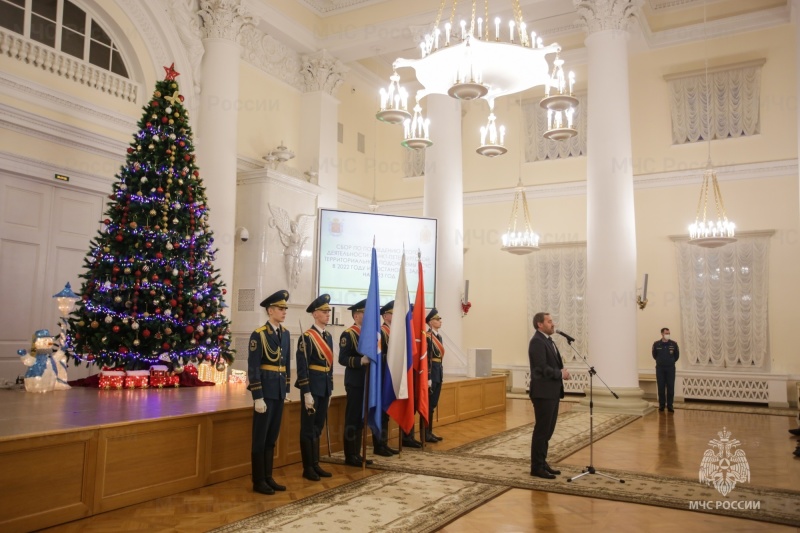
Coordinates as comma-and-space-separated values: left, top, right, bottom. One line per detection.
668, 63, 762, 144
524, 95, 588, 162
526, 245, 588, 362
674, 236, 770, 370
404, 148, 425, 177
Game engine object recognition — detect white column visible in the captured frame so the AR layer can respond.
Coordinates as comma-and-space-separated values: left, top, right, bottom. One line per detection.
196, 0, 250, 312
423, 94, 466, 375
575, 0, 650, 414
299, 51, 347, 210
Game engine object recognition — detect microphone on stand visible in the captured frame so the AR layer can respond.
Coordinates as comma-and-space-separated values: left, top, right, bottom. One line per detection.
555, 330, 576, 344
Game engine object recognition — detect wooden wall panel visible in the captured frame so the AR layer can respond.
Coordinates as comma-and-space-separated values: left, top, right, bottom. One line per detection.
483, 379, 507, 413
457, 381, 485, 420
0, 431, 95, 533
207, 411, 251, 484
435, 383, 458, 425
94, 419, 203, 512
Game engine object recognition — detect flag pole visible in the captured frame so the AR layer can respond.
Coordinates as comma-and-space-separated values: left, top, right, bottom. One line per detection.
362, 364, 370, 470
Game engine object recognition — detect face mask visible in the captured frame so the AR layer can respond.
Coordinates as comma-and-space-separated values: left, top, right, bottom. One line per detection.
663, 334, 670, 341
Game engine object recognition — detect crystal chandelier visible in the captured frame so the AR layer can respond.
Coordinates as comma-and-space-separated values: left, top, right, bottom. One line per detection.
501, 178, 539, 254
688, 1, 736, 248
378, 0, 576, 154
540, 53, 578, 141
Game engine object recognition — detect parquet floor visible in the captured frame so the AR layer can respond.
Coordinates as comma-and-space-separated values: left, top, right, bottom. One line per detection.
39, 399, 800, 532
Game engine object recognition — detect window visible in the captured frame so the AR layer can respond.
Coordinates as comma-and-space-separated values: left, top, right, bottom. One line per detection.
0, 0, 128, 78
674, 234, 771, 371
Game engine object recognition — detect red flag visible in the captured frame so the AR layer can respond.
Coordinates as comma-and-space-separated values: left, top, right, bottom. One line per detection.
412, 257, 429, 425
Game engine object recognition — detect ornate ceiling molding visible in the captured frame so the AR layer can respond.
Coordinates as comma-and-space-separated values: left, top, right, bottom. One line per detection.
239, 25, 305, 91
198, 0, 254, 41
300, 50, 348, 95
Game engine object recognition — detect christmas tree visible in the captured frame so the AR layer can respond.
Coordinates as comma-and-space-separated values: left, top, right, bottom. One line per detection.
65, 64, 234, 371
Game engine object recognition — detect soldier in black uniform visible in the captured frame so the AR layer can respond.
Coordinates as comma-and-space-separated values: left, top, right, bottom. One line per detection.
652, 327, 680, 412
338, 299, 374, 467
296, 294, 335, 481
425, 308, 444, 443
376, 301, 398, 456
248, 290, 292, 495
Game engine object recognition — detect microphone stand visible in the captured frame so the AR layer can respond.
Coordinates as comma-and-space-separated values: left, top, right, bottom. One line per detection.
562, 336, 625, 484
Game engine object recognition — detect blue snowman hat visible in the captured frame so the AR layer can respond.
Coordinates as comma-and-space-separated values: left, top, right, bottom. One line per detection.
34, 329, 51, 338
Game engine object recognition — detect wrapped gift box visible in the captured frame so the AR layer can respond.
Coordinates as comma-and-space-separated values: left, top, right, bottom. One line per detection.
198, 361, 227, 385
167, 374, 180, 387
99, 370, 125, 390
149, 365, 169, 388
228, 369, 247, 384
125, 370, 150, 389
185, 364, 198, 377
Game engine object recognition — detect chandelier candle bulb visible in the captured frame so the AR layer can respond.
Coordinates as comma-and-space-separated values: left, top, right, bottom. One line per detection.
461, 20, 467, 40
477, 18, 483, 39
537, 37, 543, 48
495, 17, 500, 40
499, 125, 506, 145
642, 274, 648, 301
445, 23, 451, 46
480, 126, 487, 145
520, 22, 526, 45
531, 31, 536, 48
509, 20, 515, 42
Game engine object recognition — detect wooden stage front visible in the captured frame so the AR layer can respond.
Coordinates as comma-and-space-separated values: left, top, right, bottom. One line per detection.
0, 374, 506, 533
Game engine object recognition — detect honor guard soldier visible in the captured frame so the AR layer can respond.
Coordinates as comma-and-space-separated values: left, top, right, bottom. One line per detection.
296, 294, 335, 481
376, 301, 398, 456
338, 299, 373, 467
425, 308, 444, 443
248, 290, 292, 495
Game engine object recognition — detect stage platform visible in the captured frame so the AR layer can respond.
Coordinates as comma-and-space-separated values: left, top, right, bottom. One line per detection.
0, 374, 505, 533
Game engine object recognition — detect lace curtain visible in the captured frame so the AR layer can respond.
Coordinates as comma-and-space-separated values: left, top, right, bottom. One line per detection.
667, 61, 763, 144
404, 148, 425, 177
674, 235, 770, 370
526, 244, 588, 362
523, 94, 587, 162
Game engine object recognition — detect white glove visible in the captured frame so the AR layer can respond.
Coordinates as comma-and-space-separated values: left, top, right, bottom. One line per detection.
360, 356, 370, 365
254, 398, 267, 413
304, 392, 315, 410
428, 380, 432, 387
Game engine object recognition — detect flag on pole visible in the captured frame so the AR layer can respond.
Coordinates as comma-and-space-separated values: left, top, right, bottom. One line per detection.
386, 252, 415, 433
358, 244, 383, 435
412, 254, 429, 425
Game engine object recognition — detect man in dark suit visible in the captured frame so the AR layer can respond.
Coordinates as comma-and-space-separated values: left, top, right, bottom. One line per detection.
528, 311, 570, 479
295, 294, 335, 481
248, 290, 292, 495
338, 299, 374, 467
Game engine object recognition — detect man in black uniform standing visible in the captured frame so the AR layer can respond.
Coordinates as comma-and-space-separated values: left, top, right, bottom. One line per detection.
425, 308, 444, 443
296, 294, 335, 481
248, 290, 292, 495
528, 311, 570, 479
652, 327, 679, 413
376, 301, 398, 456
338, 299, 373, 467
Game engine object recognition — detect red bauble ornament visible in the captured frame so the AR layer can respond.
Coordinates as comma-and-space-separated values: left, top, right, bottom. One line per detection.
222, 289, 227, 295
112, 266, 120, 274
161, 116, 168, 123
146, 122, 152, 128
183, 155, 190, 161
185, 325, 194, 334
119, 346, 128, 354
179, 95, 185, 102
135, 270, 141, 277
142, 329, 151, 338
164, 279, 172, 286
193, 170, 199, 177
155, 252, 163, 259
145, 242, 152, 249
155, 308, 162, 314
157, 187, 164, 194
152, 101, 159, 107
162, 342, 170, 350
126, 147, 133, 154
179, 141, 185, 147
112, 325, 120, 333
115, 234, 123, 242
151, 274, 159, 281
170, 299, 177, 307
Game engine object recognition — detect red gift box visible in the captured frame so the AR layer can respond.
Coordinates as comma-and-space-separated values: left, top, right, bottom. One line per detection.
185, 364, 198, 377
124, 370, 150, 389
99, 370, 125, 390
167, 374, 180, 387
149, 365, 169, 388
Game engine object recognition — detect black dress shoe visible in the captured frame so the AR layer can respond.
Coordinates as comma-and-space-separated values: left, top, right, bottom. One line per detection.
530, 469, 556, 479
789, 428, 800, 436
266, 477, 286, 491
793, 447, 800, 457
658, 407, 665, 412
354, 455, 373, 465
667, 407, 675, 413
344, 456, 363, 467
386, 446, 399, 455
374, 447, 393, 457
425, 434, 438, 443
253, 481, 275, 495
402, 439, 422, 449
544, 464, 561, 476
430, 432, 443, 441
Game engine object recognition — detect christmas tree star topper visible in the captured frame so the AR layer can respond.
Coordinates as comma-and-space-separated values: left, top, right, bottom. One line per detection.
164, 63, 180, 81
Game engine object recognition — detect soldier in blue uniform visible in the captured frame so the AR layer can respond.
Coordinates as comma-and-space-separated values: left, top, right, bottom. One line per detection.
652, 327, 680, 412
425, 308, 444, 443
376, 301, 398, 456
248, 290, 292, 495
296, 294, 335, 481
338, 299, 373, 467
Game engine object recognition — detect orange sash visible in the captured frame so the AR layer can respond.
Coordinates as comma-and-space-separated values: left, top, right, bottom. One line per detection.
306, 328, 333, 366
429, 332, 445, 357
